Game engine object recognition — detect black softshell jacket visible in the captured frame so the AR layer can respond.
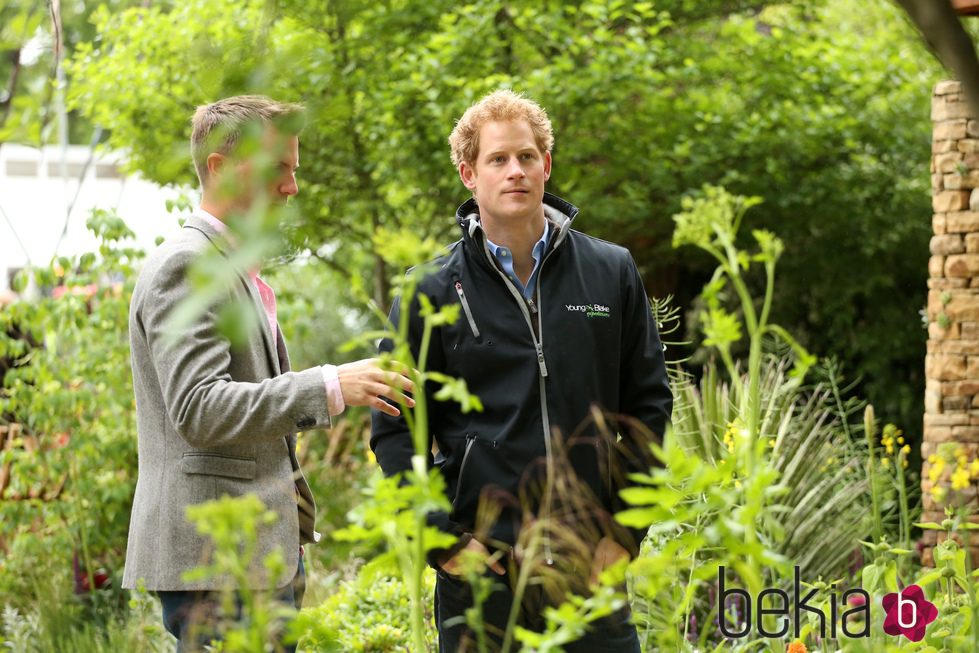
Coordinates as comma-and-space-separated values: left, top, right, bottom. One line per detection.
370, 192, 673, 565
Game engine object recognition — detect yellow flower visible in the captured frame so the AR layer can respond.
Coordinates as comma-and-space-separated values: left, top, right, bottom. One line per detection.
953, 467, 971, 491
881, 457, 890, 469
970, 459, 979, 478
723, 420, 744, 453
901, 444, 911, 455
931, 485, 946, 502
928, 457, 946, 483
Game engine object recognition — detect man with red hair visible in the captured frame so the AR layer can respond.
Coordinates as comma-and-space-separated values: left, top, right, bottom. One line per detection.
372, 89, 672, 652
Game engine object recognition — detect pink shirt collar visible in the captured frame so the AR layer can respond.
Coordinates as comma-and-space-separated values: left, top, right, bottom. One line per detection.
194, 208, 259, 281
195, 208, 228, 234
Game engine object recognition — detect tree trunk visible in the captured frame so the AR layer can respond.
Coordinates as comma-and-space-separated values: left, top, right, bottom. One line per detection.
895, 0, 979, 116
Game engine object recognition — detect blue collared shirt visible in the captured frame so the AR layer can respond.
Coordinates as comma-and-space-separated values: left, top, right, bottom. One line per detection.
485, 224, 551, 300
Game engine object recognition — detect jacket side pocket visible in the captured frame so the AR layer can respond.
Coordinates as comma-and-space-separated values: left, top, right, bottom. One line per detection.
181, 452, 257, 480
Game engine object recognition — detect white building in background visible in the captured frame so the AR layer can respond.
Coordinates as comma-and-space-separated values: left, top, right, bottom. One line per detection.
0, 143, 188, 292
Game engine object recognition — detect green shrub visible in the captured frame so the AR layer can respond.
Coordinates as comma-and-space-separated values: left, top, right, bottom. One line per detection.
294, 568, 437, 652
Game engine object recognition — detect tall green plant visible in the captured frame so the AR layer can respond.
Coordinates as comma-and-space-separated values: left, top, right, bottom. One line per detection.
673, 186, 814, 454
331, 229, 483, 653
180, 494, 294, 652
670, 359, 874, 583
672, 185, 814, 547
619, 185, 880, 650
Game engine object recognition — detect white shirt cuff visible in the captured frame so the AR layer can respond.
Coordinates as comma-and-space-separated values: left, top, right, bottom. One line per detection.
321, 364, 345, 417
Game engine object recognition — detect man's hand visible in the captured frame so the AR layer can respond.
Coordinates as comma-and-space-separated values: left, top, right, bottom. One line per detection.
437, 536, 505, 576
589, 536, 630, 586
338, 358, 415, 417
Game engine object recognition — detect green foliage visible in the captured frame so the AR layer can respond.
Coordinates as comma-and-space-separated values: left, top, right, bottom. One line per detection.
514, 569, 628, 653
0, 208, 142, 607
60, 1, 939, 435
269, 262, 371, 369
293, 568, 437, 652
0, 0, 142, 144
328, 252, 484, 651
624, 424, 789, 651
0, 574, 169, 652
622, 184, 906, 651
181, 494, 295, 653
673, 185, 814, 456
671, 359, 876, 583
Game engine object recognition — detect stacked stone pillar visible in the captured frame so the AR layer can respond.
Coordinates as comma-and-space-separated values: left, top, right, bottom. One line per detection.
923, 80, 979, 564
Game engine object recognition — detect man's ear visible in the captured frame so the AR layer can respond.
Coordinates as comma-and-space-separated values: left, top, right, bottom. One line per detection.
459, 161, 477, 191
206, 152, 226, 179
543, 151, 552, 182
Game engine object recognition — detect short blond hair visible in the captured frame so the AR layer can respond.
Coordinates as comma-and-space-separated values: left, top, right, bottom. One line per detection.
190, 95, 304, 186
448, 90, 554, 168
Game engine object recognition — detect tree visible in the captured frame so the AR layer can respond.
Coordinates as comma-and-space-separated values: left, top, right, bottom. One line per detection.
0, 0, 141, 146
64, 0, 938, 433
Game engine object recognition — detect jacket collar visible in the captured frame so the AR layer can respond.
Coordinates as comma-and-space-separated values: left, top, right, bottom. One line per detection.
455, 192, 579, 252
183, 213, 232, 253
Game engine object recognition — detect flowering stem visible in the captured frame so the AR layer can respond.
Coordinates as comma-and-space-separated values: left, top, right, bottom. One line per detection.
863, 407, 883, 545
67, 456, 97, 596
896, 449, 910, 553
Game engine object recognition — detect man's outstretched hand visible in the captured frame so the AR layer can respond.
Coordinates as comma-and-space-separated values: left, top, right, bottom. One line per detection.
437, 536, 506, 577
338, 358, 415, 417
589, 536, 630, 586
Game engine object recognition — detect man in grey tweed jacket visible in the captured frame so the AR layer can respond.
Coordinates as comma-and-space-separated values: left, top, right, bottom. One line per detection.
123, 95, 413, 651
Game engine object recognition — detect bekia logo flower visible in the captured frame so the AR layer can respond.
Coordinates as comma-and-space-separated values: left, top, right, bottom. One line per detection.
881, 585, 938, 642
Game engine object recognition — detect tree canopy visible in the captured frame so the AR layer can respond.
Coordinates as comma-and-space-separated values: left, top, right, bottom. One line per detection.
17, 0, 940, 434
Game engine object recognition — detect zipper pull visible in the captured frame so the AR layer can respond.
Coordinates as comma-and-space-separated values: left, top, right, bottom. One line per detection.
535, 342, 548, 377
527, 297, 538, 314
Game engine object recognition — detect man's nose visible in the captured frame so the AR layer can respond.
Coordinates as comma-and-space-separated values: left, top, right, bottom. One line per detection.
506, 159, 525, 178
280, 174, 298, 197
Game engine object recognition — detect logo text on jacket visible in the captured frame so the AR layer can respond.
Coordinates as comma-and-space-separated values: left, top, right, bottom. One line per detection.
566, 303, 610, 318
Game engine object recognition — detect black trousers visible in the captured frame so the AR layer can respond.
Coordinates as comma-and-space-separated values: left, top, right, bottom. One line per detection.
434, 565, 641, 653
156, 557, 305, 653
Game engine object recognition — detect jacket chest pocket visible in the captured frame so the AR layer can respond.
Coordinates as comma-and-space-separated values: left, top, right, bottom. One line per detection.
454, 281, 483, 342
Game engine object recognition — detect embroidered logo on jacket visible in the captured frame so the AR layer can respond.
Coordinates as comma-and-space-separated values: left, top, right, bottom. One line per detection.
565, 303, 610, 318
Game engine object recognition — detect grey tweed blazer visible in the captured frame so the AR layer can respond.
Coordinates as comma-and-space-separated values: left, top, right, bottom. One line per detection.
122, 214, 329, 592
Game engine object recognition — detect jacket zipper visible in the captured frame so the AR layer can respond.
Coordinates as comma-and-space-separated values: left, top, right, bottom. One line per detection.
531, 265, 555, 565
454, 281, 481, 340
480, 233, 561, 564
